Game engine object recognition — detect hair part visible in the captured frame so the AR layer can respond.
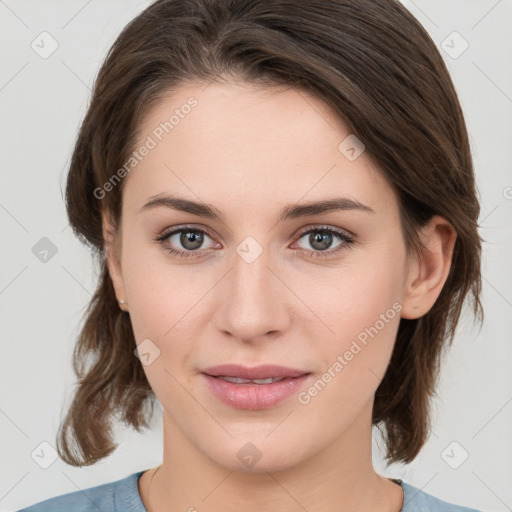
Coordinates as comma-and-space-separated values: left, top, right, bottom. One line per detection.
58, 0, 482, 466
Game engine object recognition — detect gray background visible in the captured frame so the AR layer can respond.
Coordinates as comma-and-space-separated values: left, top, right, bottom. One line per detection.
1, 1, 511, 511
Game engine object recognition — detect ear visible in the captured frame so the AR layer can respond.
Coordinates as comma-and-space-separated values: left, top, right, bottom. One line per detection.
401, 215, 457, 319
102, 211, 127, 309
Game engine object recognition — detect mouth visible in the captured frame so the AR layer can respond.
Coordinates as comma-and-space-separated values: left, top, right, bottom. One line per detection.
202, 363, 309, 380
201, 364, 312, 410
209, 375, 289, 384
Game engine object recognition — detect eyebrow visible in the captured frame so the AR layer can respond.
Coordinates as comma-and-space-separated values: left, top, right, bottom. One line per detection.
139, 194, 375, 223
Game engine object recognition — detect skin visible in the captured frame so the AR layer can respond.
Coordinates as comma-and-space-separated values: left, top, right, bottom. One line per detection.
103, 78, 456, 512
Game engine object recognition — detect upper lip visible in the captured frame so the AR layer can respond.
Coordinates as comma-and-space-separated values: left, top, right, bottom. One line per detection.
202, 364, 309, 380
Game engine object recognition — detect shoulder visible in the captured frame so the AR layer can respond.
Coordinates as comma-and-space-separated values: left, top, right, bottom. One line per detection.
400, 480, 484, 512
14, 471, 146, 512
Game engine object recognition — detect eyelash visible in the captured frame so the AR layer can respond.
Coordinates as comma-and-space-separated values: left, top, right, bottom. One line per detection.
154, 224, 355, 260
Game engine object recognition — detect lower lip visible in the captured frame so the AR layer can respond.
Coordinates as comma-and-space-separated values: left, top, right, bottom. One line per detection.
202, 373, 312, 410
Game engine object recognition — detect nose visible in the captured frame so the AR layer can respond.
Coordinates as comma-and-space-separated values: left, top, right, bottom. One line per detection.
213, 239, 291, 343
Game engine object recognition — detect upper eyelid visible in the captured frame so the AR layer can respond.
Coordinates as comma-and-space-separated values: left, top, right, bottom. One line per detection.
160, 224, 216, 241
296, 225, 354, 239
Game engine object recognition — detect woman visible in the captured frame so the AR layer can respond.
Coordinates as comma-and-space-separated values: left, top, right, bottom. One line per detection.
17, 0, 484, 510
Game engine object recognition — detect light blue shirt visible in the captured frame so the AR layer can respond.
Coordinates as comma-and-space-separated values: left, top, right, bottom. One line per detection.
15, 471, 484, 512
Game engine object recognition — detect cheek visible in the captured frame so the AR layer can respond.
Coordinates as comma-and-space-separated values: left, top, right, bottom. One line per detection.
120, 238, 214, 382
121, 254, 202, 407
310, 248, 406, 336
125, 270, 201, 357
120, 229, 199, 336
301, 244, 407, 390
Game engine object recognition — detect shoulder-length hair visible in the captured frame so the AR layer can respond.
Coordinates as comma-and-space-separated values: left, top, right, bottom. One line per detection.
58, 0, 482, 466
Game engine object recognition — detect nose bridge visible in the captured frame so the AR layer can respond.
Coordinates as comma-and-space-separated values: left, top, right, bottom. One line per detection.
217, 234, 289, 340
233, 236, 271, 301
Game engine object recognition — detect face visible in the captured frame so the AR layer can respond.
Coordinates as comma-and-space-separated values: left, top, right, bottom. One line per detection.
106, 79, 417, 473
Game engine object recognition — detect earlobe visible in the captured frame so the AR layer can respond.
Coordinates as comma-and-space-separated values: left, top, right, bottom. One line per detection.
401, 216, 457, 319
101, 211, 127, 305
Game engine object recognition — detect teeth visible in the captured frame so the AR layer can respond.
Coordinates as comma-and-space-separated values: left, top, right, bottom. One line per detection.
218, 376, 286, 384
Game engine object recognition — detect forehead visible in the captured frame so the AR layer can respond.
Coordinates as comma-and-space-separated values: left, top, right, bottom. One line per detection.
123, 79, 395, 217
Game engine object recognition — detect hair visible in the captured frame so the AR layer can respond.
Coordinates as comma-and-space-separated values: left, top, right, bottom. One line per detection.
57, 0, 482, 467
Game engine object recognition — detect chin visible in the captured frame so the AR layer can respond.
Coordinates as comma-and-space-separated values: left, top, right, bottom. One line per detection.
201, 433, 309, 474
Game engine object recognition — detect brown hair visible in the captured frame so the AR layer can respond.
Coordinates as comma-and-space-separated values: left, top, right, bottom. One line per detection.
58, 0, 482, 466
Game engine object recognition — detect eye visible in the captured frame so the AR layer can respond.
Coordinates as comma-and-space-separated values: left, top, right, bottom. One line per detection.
155, 225, 217, 259
154, 224, 355, 260
292, 225, 354, 258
